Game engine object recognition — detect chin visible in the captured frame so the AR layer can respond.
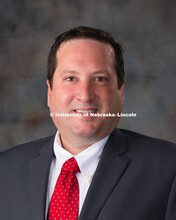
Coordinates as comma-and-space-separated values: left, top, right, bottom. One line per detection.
72, 125, 100, 139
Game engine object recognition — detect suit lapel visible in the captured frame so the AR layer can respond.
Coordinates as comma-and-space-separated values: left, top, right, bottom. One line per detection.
28, 137, 54, 220
79, 129, 130, 220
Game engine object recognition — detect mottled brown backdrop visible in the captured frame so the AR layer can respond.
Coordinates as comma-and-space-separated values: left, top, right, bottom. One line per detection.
0, 0, 176, 151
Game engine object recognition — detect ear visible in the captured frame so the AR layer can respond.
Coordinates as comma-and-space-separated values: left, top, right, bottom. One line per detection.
46, 80, 52, 107
119, 83, 125, 106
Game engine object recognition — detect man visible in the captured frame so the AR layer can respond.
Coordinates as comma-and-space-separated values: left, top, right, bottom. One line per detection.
0, 26, 176, 220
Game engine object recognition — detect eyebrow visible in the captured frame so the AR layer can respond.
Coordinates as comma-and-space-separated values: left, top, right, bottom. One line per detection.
61, 71, 79, 75
93, 70, 111, 75
61, 70, 111, 75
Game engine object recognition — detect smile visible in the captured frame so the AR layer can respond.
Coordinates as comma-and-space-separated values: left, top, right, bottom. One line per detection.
74, 109, 97, 114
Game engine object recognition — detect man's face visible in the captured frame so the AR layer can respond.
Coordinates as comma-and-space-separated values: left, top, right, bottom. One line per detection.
47, 39, 124, 144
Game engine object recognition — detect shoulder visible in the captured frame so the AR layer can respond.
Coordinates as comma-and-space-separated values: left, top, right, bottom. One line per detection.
119, 128, 175, 148
0, 135, 55, 164
118, 128, 176, 162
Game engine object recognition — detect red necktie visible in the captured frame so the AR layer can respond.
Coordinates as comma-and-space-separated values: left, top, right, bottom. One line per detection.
48, 157, 80, 220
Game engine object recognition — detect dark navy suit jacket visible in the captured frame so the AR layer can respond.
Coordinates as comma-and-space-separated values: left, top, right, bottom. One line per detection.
0, 128, 176, 220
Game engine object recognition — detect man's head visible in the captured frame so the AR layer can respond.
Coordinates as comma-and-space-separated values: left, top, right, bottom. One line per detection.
47, 26, 125, 89
47, 26, 125, 153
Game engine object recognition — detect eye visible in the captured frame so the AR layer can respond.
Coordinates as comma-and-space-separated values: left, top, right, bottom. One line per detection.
95, 76, 108, 82
65, 76, 75, 81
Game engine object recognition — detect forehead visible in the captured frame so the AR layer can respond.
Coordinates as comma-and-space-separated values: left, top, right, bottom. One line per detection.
56, 39, 115, 62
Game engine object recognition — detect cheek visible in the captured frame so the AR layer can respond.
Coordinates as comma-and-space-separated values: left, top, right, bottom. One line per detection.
102, 89, 122, 111
98, 87, 115, 103
50, 88, 74, 110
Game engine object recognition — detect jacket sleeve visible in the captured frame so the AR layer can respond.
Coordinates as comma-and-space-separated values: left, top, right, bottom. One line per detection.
165, 173, 176, 219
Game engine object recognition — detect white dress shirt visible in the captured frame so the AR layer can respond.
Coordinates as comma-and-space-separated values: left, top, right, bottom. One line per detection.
45, 131, 109, 218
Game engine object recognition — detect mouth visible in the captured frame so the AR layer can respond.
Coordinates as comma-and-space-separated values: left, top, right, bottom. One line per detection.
74, 109, 97, 114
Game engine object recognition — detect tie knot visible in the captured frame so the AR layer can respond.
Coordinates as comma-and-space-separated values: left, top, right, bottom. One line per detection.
61, 157, 80, 174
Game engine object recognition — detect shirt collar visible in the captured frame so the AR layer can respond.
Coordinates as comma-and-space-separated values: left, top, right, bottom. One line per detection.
53, 130, 109, 181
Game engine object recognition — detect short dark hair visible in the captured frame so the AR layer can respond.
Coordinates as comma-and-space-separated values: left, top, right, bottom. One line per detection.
47, 26, 125, 89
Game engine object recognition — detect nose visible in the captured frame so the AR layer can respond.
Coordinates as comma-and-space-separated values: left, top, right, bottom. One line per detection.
77, 80, 94, 102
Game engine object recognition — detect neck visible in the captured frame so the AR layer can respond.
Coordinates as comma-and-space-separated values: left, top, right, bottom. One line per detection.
59, 133, 100, 155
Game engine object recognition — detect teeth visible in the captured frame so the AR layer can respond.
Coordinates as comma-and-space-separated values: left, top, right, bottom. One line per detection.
75, 109, 97, 114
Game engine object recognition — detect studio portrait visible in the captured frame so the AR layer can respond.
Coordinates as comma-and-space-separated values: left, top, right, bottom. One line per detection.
0, 1, 176, 220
